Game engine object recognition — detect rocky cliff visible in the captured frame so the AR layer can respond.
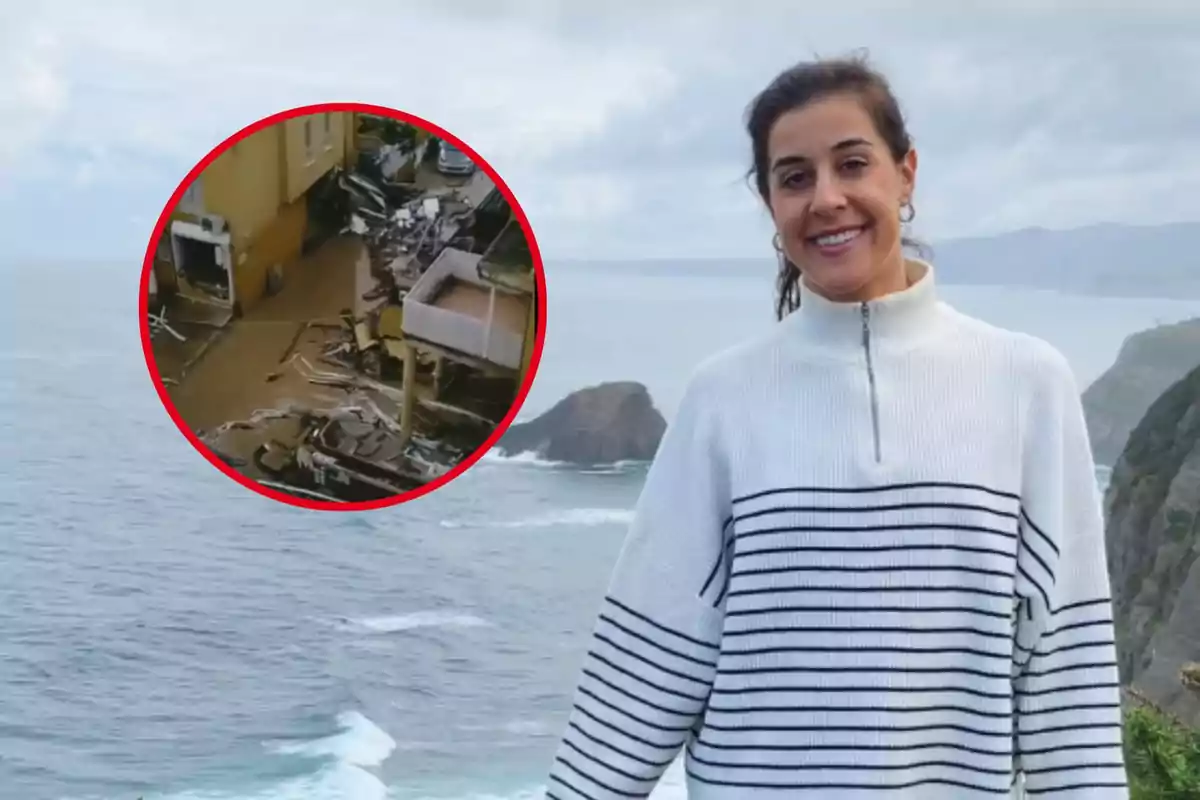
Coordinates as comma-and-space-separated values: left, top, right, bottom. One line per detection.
1083, 317, 1200, 466
1105, 364, 1200, 727
495, 381, 666, 466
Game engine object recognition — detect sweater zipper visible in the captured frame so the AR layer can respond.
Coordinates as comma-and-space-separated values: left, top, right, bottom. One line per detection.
860, 302, 881, 463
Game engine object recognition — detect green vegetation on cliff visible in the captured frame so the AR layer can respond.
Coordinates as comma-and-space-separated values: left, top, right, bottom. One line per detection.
1124, 692, 1200, 798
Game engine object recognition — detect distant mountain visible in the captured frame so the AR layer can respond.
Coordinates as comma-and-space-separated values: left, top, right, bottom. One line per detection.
927, 222, 1200, 298
559, 222, 1200, 298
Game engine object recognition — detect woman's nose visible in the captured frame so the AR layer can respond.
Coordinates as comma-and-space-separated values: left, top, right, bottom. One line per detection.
810, 169, 847, 213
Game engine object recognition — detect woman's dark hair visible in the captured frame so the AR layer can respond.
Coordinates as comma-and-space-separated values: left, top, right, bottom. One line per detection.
745, 53, 927, 320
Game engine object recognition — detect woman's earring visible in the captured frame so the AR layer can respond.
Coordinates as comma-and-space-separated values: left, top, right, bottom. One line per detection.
772, 232, 784, 253
900, 199, 915, 224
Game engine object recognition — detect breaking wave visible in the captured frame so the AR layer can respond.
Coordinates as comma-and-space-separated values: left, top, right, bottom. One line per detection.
271, 710, 395, 767
479, 449, 564, 468
93, 721, 682, 800
119, 711, 394, 800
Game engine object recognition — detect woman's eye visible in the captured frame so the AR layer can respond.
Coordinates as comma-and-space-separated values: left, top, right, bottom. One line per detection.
780, 171, 810, 189
841, 158, 868, 173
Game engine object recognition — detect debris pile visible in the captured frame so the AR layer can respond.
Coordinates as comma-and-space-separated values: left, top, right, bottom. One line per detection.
148, 130, 522, 503
322, 163, 488, 305
197, 349, 496, 502
233, 400, 460, 504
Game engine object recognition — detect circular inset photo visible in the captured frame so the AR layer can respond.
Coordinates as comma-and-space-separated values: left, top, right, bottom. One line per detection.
140, 103, 545, 510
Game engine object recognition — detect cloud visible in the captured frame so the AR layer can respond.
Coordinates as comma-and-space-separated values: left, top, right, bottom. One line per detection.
0, 1, 696, 259
1, 1, 1198, 260
517, 163, 772, 259
15, 1, 681, 171
0, 17, 67, 171
525, 6, 1200, 248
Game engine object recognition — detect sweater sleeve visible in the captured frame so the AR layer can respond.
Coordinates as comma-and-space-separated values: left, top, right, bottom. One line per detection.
1011, 348, 1129, 798
545, 372, 731, 800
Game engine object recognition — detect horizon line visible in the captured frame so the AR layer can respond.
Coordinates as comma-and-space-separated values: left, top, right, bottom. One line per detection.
3, 219, 1195, 267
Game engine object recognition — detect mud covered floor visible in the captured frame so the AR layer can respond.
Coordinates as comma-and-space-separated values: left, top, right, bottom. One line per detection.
148, 236, 473, 501
162, 236, 371, 431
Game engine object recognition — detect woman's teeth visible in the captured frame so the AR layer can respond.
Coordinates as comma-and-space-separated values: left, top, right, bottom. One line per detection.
813, 228, 863, 247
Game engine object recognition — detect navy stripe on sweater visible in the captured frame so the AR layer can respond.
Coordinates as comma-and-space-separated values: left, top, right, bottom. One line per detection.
548, 481, 1126, 798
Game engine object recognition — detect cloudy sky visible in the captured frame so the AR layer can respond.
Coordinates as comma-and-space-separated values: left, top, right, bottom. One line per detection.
1, 0, 1197, 262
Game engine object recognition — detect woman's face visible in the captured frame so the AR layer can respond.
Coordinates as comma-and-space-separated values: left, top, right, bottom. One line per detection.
766, 93, 917, 302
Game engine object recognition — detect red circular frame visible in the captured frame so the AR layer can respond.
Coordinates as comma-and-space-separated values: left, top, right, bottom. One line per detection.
138, 102, 547, 512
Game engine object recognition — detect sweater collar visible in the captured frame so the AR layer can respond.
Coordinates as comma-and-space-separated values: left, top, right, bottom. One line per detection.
785, 258, 943, 355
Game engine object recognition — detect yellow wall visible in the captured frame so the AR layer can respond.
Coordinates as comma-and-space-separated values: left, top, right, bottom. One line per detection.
232, 194, 308, 312
165, 111, 354, 314
195, 124, 285, 252
282, 112, 351, 203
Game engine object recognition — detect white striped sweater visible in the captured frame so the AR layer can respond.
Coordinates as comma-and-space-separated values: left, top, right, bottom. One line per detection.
545, 260, 1128, 799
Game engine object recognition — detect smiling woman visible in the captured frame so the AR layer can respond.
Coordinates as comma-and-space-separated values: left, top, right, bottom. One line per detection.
745, 58, 923, 319
542, 54, 1130, 800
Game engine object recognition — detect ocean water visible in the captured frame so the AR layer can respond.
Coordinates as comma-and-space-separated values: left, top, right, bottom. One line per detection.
3, 259, 1198, 800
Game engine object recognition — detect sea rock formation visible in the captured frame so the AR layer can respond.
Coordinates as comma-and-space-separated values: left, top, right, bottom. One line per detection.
496, 381, 666, 466
1083, 317, 1200, 466
1105, 364, 1200, 727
